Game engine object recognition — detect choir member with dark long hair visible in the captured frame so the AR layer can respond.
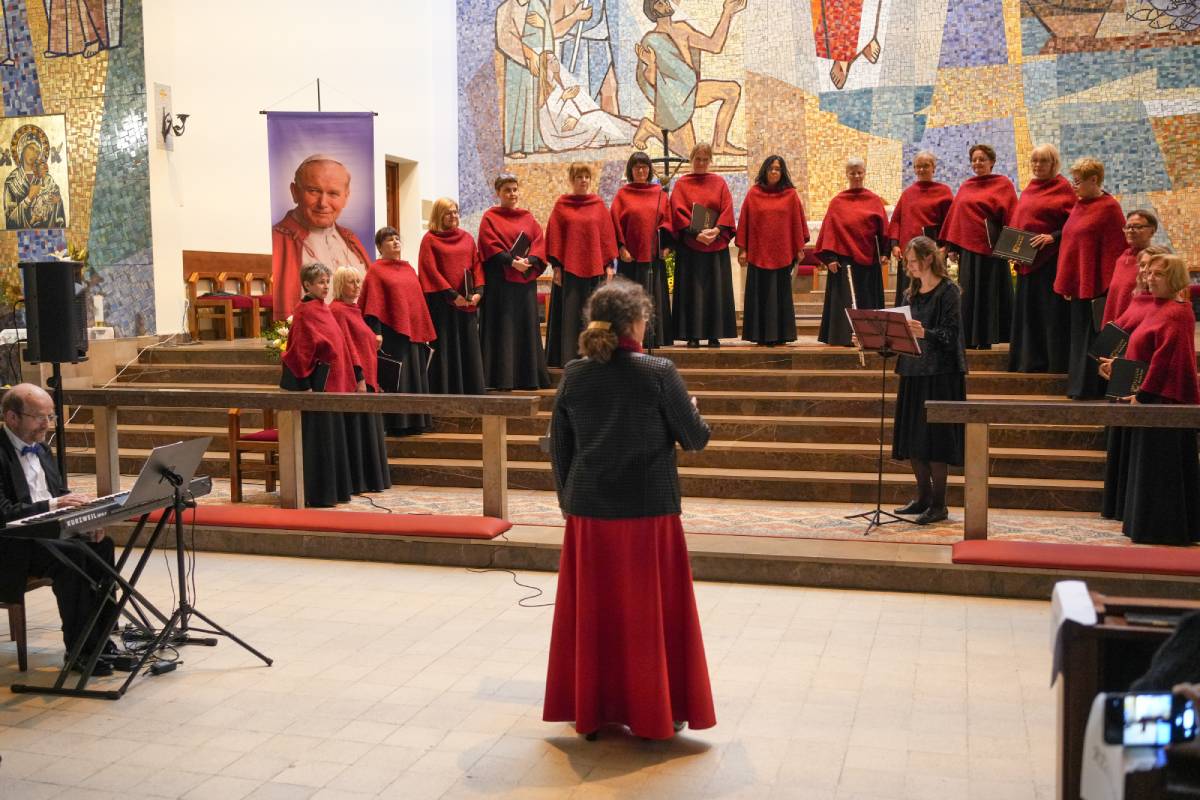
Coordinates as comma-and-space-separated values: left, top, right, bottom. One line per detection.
736, 154, 808, 346
1105, 255, 1199, 545
419, 198, 486, 394
940, 143, 1017, 349
1102, 210, 1159, 327
478, 173, 551, 390
280, 262, 353, 507
814, 157, 887, 347
330, 267, 391, 494
1055, 157, 1127, 399
1099, 246, 1171, 522
545, 162, 618, 366
669, 143, 737, 348
360, 227, 437, 435
887, 151, 952, 305
891, 236, 967, 525
1008, 143, 1075, 373
611, 152, 672, 348
543, 278, 715, 740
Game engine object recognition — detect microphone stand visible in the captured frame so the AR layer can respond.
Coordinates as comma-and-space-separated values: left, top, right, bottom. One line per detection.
648, 128, 687, 354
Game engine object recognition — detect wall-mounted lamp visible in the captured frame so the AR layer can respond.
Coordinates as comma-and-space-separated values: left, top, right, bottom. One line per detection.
161, 110, 189, 142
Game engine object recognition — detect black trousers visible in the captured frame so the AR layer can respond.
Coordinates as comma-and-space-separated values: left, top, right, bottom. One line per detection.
27, 537, 116, 655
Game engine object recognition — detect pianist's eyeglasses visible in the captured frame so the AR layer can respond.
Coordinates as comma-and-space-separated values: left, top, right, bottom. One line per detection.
18, 412, 57, 424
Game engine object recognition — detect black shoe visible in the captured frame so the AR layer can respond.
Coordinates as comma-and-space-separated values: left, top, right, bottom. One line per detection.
707, 338, 721, 348
914, 506, 949, 526
894, 499, 929, 515
101, 639, 121, 657
67, 658, 114, 677
585, 731, 598, 741
686, 339, 700, 348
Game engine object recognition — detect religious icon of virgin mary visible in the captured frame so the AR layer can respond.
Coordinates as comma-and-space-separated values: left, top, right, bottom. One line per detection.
4, 125, 66, 230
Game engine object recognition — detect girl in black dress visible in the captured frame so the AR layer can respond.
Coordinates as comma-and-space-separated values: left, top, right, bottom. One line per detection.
891, 236, 968, 525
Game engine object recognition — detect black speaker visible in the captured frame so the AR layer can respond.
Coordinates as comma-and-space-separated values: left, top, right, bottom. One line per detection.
21, 260, 88, 364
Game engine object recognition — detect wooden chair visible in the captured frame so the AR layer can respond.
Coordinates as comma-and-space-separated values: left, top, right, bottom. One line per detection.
228, 408, 278, 503
242, 270, 274, 337
1, 577, 53, 671
187, 271, 255, 341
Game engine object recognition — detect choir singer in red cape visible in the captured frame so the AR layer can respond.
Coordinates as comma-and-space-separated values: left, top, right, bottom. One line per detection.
1055, 157, 1127, 399
546, 162, 618, 367
736, 155, 808, 346
1007, 144, 1075, 373
419, 198, 487, 395
360, 227, 437, 435
669, 143, 737, 348
478, 173, 551, 390
612, 152, 672, 349
544, 279, 715, 740
1102, 210, 1158, 328
279, 263, 353, 508
887, 151, 952, 305
940, 144, 1017, 350
814, 157, 887, 347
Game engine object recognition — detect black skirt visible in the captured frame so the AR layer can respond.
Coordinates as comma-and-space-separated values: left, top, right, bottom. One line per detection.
301, 411, 352, 508
547, 271, 604, 368
818, 261, 883, 347
616, 259, 672, 348
374, 323, 433, 435
1101, 425, 1132, 520
894, 269, 909, 307
343, 409, 392, 493
427, 295, 486, 395
1066, 297, 1105, 399
958, 249, 1012, 348
742, 263, 797, 344
1009, 259, 1071, 373
891, 372, 966, 465
672, 244, 737, 342
1122, 422, 1200, 545
481, 262, 550, 390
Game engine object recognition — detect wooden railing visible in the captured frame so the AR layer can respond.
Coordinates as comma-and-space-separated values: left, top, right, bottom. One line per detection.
64, 388, 542, 518
926, 400, 1200, 539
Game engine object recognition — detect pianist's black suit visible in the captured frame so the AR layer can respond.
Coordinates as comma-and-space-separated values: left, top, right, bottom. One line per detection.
0, 432, 115, 656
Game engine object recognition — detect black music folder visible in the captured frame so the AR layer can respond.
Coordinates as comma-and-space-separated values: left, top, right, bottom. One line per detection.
984, 218, 1001, 250
1106, 358, 1148, 399
1091, 294, 1107, 332
991, 226, 1039, 264
510, 232, 531, 259
1089, 322, 1130, 360
922, 224, 941, 240
686, 203, 716, 236
463, 268, 476, 297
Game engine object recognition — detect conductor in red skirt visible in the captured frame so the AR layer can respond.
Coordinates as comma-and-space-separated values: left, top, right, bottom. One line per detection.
543, 278, 716, 741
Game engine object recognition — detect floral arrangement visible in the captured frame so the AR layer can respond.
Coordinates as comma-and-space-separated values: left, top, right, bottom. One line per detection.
264, 316, 291, 359
946, 251, 960, 284
663, 249, 676, 294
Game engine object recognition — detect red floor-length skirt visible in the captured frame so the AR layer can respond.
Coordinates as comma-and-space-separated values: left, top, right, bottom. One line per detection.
543, 514, 716, 739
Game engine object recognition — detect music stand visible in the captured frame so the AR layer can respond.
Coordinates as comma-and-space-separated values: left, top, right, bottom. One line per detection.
845, 309, 921, 534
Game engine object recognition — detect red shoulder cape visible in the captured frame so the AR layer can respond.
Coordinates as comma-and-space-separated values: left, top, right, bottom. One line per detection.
941, 174, 1018, 255
668, 173, 735, 253
329, 299, 377, 391
478, 206, 548, 284
546, 193, 618, 278
271, 212, 371, 321
1114, 292, 1155, 333
611, 183, 670, 264
1126, 299, 1199, 404
886, 180, 953, 250
735, 185, 809, 269
281, 297, 357, 393
418, 228, 485, 313
360, 259, 437, 343
814, 188, 887, 266
1010, 176, 1076, 275
1102, 248, 1142, 326
1054, 193, 1127, 300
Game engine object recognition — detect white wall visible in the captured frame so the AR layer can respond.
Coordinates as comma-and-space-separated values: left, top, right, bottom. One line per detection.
143, 1, 459, 334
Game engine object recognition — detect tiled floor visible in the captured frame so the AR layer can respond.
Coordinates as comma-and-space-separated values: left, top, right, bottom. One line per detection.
0, 551, 1055, 799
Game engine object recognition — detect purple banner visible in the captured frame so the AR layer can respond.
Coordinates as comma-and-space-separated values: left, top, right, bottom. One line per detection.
266, 111, 376, 262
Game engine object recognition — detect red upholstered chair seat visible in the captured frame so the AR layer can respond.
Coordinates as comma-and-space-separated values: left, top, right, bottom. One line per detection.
241, 428, 278, 442
201, 292, 255, 310
145, 504, 511, 540
952, 540, 1200, 577
255, 295, 274, 310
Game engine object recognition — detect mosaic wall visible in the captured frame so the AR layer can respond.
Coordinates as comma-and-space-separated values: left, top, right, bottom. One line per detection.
457, 0, 1200, 264
0, 0, 152, 337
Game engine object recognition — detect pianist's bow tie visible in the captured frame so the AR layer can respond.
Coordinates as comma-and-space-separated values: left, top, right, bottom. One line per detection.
20, 444, 39, 456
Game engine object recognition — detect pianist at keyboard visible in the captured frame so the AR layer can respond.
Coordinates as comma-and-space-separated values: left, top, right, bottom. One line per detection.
0, 384, 118, 676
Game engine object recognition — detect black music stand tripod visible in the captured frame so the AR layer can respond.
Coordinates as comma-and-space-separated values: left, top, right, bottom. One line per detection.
646, 129, 687, 353
844, 308, 922, 535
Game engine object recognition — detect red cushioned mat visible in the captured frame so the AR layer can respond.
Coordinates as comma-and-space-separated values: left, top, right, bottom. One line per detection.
952, 540, 1200, 577
145, 504, 509, 540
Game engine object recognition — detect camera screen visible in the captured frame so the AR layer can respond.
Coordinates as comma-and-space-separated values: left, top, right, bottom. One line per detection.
1123, 694, 1174, 746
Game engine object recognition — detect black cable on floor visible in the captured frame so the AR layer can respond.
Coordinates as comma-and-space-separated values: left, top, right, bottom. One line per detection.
466, 534, 555, 608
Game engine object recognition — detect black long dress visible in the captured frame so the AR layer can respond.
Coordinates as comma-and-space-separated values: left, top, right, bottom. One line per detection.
547, 272, 604, 367
818, 262, 883, 347
742, 264, 796, 344
673, 244, 738, 342
1065, 298, 1105, 399
364, 317, 432, 435
616, 259, 672, 348
1009, 259, 1071, 373
482, 254, 551, 388
427, 292, 486, 394
1123, 395, 1200, 545
958, 249, 1012, 349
